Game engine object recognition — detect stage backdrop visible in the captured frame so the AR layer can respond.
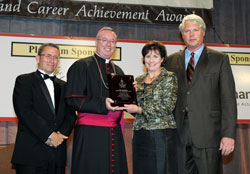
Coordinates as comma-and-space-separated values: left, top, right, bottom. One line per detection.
0, 33, 249, 122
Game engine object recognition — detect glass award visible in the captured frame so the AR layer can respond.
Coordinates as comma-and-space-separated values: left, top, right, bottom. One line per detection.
107, 74, 137, 106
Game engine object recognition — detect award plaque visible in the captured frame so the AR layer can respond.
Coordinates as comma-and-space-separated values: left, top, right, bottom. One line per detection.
107, 74, 137, 106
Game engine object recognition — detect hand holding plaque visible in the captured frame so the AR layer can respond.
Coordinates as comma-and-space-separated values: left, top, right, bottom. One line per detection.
107, 74, 137, 106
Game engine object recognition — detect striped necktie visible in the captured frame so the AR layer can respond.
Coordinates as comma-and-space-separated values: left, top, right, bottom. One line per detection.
186, 52, 195, 87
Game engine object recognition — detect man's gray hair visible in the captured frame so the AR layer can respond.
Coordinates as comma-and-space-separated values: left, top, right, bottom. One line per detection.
179, 14, 206, 33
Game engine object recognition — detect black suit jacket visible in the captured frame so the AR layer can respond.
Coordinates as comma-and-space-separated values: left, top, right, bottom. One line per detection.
165, 47, 237, 148
11, 70, 76, 167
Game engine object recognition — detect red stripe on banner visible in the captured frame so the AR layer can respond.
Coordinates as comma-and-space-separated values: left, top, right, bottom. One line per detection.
1, 33, 250, 48
237, 120, 250, 124
0, 117, 18, 122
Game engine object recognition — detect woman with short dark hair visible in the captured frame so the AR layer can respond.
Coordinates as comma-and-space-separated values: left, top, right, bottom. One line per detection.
124, 40, 178, 174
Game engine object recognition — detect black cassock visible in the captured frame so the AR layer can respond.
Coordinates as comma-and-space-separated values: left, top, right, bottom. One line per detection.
66, 54, 128, 174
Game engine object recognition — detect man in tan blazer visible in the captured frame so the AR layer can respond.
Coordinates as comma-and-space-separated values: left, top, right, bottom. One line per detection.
165, 14, 237, 174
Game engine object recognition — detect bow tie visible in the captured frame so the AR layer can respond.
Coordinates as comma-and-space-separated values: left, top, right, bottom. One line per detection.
39, 71, 55, 81
43, 74, 55, 81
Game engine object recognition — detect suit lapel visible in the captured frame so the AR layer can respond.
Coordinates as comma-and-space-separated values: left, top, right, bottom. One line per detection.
178, 50, 188, 87
35, 71, 56, 116
54, 79, 61, 115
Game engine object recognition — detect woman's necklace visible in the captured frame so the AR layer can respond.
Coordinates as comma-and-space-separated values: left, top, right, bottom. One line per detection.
93, 55, 116, 89
147, 69, 161, 82
148, 76, 156, 82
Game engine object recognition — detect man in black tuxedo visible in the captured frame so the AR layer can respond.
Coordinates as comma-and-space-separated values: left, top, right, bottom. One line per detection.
11, 43, 76, 174
165, 14, 237, 174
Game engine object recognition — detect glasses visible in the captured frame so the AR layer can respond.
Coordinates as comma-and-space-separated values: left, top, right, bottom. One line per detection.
97, 38, 117, 44
40, 54, 59, 60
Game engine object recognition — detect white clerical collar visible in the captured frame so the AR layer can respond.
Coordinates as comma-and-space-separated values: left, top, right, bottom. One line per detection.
95, 53, 111, 63
105, 59, 110, 63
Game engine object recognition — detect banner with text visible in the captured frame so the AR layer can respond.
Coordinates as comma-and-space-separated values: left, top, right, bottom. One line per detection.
0, 0, 213, 26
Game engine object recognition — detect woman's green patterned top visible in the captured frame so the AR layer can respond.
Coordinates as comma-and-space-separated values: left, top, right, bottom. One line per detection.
133, 67, 178, 130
